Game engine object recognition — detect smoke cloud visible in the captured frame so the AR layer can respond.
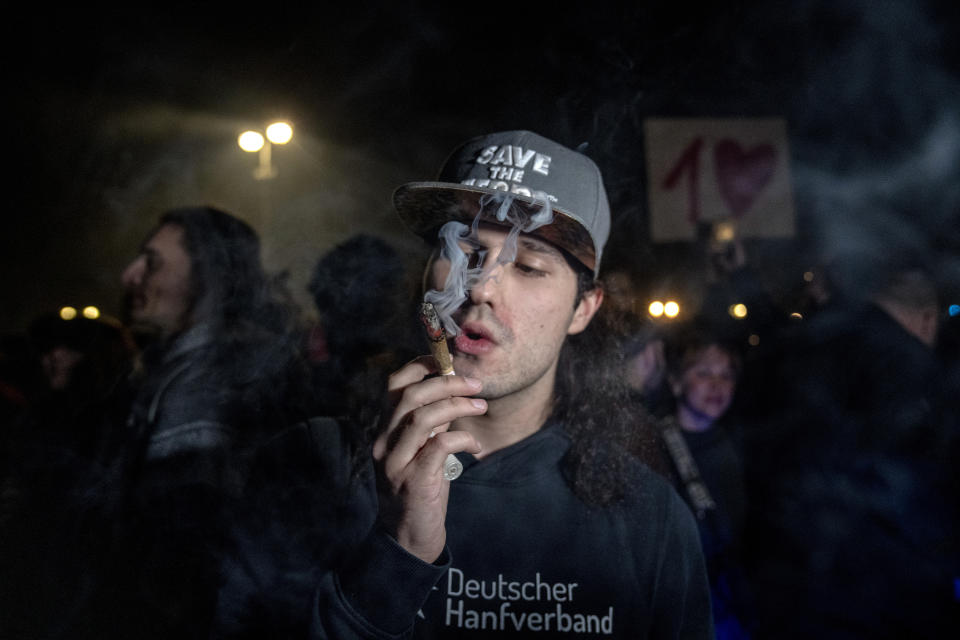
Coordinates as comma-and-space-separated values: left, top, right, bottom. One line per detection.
423, 192, 554, 335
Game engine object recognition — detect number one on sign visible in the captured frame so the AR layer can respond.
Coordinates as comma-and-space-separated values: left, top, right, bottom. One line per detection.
661, 136, 778, 225
661, 137, 704, 224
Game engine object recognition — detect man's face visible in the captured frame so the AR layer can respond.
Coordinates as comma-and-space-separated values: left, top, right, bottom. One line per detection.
41, 345, 85, 391
428, 223, 601, 400
674, 345, 737, 421
121, 223, 193, 337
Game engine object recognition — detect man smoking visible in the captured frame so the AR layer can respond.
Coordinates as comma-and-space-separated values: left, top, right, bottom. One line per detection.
308, 131, 713, 638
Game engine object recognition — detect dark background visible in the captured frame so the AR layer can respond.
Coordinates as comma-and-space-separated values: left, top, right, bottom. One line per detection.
5, 0, 960, 335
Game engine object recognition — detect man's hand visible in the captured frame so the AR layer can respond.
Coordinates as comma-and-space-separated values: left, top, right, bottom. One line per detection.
373, 357, 485, 563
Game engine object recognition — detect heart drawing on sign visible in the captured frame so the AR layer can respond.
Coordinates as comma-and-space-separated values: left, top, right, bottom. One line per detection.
713, 139, 777, 217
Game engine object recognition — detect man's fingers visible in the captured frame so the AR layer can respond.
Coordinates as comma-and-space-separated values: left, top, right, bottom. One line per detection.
378, 373, 482, 448
376, 396, 487, 473
400, 430, 481, 484
394, 373, 482, 416
386, 356, 437, 393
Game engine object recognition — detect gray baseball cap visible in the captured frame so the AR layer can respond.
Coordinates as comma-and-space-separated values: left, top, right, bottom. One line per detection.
393, 130, 610, 275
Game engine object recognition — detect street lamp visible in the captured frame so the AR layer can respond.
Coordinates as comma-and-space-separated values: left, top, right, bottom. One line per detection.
647, 299, 681, 320
238, 121, 293, 180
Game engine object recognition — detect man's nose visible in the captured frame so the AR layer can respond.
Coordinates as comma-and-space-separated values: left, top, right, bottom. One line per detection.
709, 374, 732, 390
121, 256, 145, 288
468, 262, 504, 305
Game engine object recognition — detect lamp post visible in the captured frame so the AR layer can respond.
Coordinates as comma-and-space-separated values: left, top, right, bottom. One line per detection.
238, 121, 293, 180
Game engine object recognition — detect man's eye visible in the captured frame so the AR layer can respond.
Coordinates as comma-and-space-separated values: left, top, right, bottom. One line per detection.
515, 263, 546, 277
467, 251, 482, 270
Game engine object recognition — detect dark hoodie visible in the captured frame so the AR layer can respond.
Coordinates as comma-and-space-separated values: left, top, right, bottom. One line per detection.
308, 420, 713, 639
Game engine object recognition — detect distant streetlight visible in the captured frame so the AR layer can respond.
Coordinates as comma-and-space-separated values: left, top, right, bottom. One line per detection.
729, 303, 748, 319
647, 299, 681, 320
238, 121, 293, 180
266, 122, 293, 144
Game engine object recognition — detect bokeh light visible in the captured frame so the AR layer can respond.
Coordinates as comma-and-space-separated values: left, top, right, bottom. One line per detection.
648, 301, 665, 317
82, 306, 100, 319
59, 306, 77, 320
266, 121, 293, 145
729, 303, 748, 319
714, 221, 736, 243
663, 301, 680, 318
238, 131, 265, 152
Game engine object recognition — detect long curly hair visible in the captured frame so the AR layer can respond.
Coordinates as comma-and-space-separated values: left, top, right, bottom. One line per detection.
553, 268, 665, 507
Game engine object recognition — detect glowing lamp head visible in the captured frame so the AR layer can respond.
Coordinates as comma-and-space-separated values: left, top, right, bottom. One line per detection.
266, 122, 293, 145
729, 303, 748, 319
714, 221, 736, 243
238, 131, 265, 152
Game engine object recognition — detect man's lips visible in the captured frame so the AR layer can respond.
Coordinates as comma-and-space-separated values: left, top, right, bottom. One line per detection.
453, 322, 496, 356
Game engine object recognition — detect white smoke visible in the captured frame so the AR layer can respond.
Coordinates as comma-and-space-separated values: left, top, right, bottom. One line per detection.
423, 191, 555, 335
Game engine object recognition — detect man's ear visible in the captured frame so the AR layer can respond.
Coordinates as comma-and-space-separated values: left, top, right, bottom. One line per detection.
568, 286, 603, 335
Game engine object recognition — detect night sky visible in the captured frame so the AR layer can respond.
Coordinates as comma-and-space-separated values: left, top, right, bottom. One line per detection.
5, 1, 960, 335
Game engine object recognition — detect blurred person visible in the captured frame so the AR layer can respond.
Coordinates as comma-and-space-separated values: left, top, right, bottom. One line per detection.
659, 323, 753, 639
39, 342, 84, 391
208, 235, 428, 636
619, 311, 671, 419
120, 206, 311, 483
24, 312, 136, 457
99, 206, 312, 638
296, 131, 712, 638
740, 260, 960, 638
307, 233, 422, 421
1, 312, 135, 496
0, 313, 137, 639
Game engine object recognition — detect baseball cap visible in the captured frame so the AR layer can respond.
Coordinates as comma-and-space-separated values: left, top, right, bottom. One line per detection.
393, 130, 610, 275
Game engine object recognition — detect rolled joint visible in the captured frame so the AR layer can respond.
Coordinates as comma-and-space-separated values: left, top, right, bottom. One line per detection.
420, 302, 455, 375
420, 302, 461, 480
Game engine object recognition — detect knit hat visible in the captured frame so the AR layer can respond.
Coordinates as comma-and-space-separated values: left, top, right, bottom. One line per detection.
393, 130, 610, 275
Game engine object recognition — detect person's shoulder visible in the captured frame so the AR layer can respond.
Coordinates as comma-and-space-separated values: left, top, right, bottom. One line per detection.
618, 457, 688, 515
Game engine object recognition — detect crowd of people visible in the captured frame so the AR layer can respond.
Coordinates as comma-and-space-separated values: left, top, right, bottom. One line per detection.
0, 129, 957, 639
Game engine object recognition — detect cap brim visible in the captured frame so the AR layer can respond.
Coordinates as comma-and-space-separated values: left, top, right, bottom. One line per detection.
393, 182, 597, 273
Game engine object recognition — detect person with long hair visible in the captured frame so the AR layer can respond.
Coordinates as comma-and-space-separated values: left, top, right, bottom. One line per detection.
113, 206, 311, 637
304, 131, 712, 639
